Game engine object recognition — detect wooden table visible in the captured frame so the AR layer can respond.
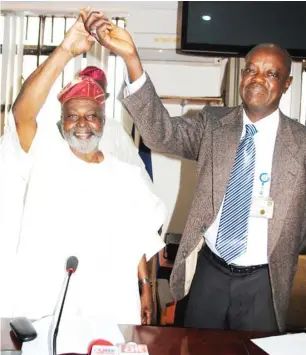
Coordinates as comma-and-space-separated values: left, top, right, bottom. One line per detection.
1, 318, 272, 354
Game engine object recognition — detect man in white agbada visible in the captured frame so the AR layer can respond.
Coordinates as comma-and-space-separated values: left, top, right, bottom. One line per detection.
0, 8, 166, 330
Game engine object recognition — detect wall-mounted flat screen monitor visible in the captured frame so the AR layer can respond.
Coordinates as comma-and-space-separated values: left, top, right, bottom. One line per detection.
181, 1, 306, 59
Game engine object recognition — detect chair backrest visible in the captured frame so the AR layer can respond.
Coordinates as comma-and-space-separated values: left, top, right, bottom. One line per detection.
286, 255, 306, 331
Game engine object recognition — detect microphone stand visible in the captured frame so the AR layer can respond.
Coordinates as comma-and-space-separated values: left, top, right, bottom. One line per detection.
53, 269, 74, 355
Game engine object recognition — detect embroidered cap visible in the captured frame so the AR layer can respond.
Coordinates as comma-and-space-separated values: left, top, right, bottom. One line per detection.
57, 66, 108, 105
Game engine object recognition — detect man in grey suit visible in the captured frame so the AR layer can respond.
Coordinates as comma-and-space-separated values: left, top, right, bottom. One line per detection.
83, 11, 306, 332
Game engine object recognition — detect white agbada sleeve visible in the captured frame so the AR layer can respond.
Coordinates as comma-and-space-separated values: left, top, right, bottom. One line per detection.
100, 118, 153, 190
0, 105, 62, 172
0, 111, 34, 178
0, 112, 36, 317
0, 108, 62, 254
0, 110, 35, 253
125, 166, 166, 262
0, 107, 65, 318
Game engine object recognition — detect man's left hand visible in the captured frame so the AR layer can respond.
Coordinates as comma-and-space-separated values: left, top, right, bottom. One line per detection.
60, 7, 95, 57
140, 285, 153, 325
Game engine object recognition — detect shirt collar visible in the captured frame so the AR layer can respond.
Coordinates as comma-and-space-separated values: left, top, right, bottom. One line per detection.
242, 108, 279, 135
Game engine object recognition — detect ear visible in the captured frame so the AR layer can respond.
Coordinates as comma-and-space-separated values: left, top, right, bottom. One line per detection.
283, 76, 293, 93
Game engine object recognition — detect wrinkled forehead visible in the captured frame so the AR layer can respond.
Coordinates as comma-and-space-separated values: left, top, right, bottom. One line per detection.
246, 48, 290, 74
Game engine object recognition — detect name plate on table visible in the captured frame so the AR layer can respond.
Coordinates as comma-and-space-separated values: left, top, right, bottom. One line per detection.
91, 345, 118, 354
91, 344, 149, 354
119, 344, 149, 354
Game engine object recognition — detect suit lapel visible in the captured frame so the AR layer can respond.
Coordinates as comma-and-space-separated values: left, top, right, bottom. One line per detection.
212, 106, 243, 219
268, 112, 301, 255
212, 108, 300, 255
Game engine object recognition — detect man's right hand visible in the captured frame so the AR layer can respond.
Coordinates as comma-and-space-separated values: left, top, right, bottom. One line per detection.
81, 11, 143, 82
82, 11, 138, 61
60, 7, 96, 58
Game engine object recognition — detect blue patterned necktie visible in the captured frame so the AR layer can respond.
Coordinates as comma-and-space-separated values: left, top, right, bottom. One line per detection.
216, 124, 257, 264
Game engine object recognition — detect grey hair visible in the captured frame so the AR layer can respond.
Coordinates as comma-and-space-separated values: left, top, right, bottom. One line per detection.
246, 43, 292, 77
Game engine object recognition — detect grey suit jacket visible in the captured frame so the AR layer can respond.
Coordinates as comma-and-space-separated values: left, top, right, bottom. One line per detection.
119, 75, 306, 331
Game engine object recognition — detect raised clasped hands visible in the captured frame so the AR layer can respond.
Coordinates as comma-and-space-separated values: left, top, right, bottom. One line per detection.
81, 10, 137, 60
60, 8, 140, 78
60, 7, 96, 57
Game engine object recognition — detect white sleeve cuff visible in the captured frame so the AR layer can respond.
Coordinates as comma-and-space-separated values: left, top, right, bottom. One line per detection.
144, 232, 166, 262
124, 71, 147, 97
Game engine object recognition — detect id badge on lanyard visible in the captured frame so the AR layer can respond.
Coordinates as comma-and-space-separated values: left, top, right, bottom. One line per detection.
250, 172, 274, 219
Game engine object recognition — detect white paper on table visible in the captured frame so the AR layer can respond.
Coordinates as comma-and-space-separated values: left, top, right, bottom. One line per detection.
21, 315, 125, 355
252, 333, 306, 355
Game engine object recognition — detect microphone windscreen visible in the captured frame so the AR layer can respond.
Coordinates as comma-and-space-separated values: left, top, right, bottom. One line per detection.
66, 256, 79, 273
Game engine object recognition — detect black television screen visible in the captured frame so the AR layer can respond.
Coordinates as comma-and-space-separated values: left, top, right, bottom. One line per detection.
181, 1, 306, 59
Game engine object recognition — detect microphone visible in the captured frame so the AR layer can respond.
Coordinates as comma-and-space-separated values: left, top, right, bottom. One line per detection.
52, 256, 79, 355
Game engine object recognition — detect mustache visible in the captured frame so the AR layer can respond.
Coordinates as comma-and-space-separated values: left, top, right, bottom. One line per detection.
69, 126, 101, 137
245, 83, 267, 92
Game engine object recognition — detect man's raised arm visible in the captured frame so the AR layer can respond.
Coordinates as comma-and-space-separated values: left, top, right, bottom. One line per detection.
12, 8, 95, 152
82, 12, 206, 161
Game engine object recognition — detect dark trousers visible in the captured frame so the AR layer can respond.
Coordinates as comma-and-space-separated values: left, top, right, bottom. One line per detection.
184, 245, 279, 332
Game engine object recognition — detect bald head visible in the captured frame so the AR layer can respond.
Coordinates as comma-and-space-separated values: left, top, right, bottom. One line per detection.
246, 43, 292, 77
240, 43, 293, 121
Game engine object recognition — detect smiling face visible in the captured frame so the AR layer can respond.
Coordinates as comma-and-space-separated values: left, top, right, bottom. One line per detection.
239, 47, 292, 119
61, 98, 105, 154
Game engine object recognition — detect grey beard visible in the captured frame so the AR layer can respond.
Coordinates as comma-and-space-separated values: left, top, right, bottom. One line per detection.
62, 127, 103, 154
